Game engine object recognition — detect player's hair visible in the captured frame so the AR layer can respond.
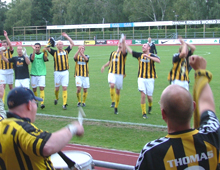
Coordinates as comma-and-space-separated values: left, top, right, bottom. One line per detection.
2, 40, 8, 45
78, 45, 85, 50
56, 40, 63, 45
35, 43, 41, 47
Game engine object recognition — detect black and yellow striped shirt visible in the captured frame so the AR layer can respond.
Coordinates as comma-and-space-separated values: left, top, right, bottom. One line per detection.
0, 49, 14, 70
0, 112, 54, 170
132, 51, 160, 79
168, 51, 192, 81
108, 51, 127, 75
49, 46, 71, 71
135, 110, 220, 170
74, 54, 89, 77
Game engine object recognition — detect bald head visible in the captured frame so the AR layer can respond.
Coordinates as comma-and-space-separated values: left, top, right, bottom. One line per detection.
160, 85, 194, 125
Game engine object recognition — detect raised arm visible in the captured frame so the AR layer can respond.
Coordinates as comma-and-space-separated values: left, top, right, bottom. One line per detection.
62, 32, 74, 49
25, 56, 30, 65
154, 44, 157, 54
43, 121, 84, 156
22, 47, 30, 65
123, 37, 133, 54
79, 49, 88, 61
187, 43, 196, 54
189, 55, 214, 114
179, 38, 187, 58
74, 48, 80, 60
4, 30, 13, 51
121, 36, 126, 55
31, 45, 36, 60
1, 51, 9, 63
144, 54, 160, 63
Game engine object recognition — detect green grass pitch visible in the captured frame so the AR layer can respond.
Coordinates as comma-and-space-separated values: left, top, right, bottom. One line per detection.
5, 44, 220, 152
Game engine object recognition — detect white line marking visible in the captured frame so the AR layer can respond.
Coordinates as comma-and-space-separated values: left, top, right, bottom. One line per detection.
37, 113, 167, 129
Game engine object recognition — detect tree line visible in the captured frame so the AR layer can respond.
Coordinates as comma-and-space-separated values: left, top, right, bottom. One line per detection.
0, 0, 220, 35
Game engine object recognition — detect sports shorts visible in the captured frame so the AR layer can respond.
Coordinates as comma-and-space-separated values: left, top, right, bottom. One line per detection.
54, 70, 69, 87
171, 80, 189, 91
15, 78, 30, 89
75, 76, 90, 88
0, 69, 14, 85
108, 73, 123, 90
31, 76, 46, 88
138, 78, 154, 96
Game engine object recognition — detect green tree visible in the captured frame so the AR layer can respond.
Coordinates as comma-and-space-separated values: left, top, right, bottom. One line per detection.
52, 0, 70, 25
123, 0, 170, 22
0, 1, 8, 35
4, 0, 32, 34
31, 0, 52, 26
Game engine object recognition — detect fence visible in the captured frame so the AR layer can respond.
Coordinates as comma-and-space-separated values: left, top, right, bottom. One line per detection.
11, 31, 220, 42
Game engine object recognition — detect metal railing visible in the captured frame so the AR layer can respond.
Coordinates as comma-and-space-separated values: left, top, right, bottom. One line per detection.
11, 32, 220, 41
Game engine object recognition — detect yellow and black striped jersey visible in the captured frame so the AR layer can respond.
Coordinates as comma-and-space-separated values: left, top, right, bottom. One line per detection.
74, 54, 89, 77
132, 51, 160, 79
0, 112, 54, 170
108, 51, 127, 75
0, 49, 14, 70
135, 110, 220, 170
49, 46, 71, 71
168, 51, 192, 81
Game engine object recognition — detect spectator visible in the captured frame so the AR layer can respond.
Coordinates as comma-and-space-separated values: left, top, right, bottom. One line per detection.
135, 55, 220, 170
147, 37, 157, 54
0, 87, 84, 169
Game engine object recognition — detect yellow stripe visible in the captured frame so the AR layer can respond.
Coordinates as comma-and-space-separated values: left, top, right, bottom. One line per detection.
182, 136, 198, 167
164, 146, 177, 170
166, 130, 199, 138
204, 141, 218, 170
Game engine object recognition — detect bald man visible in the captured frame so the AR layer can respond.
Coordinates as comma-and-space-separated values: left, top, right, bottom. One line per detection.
147, 37, 157, 54
46, 32, 74, 110
135, 55, 220, 170
101, 39, 127, 115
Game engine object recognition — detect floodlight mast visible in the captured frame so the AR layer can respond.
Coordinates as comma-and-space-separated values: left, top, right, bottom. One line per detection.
43, 17, 48, 40
173, 11, 178, 39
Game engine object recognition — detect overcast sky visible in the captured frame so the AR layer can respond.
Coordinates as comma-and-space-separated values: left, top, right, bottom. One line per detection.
3, 0, 11, 4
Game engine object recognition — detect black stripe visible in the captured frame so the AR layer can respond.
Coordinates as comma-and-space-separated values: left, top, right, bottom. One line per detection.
174, 62, 180, 80
33, 138, 39, 155
23, 152, 33, 170
171, 138, 188, 170
149, 61, 153, 78
119, 54, 122, 75
0, 143, 2, 153
13, 135, 25, 169
0, 157, 6, 170
193, 136, 210, 169
3, 125, 9, 134
79, 57, 81, 76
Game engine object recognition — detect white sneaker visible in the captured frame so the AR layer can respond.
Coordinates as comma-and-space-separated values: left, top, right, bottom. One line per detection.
0, 46, 6, 52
